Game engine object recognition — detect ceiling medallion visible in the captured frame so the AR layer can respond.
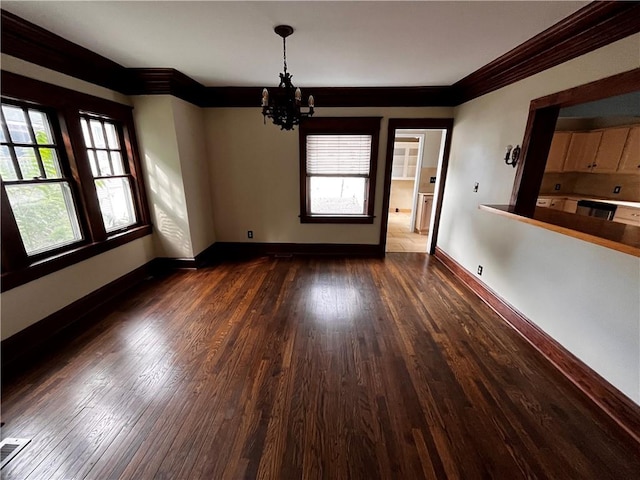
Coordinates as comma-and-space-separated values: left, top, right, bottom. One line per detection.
261, 25, 314, 131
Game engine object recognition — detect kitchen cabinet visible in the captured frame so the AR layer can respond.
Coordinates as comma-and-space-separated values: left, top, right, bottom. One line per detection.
392, 141, 419, 180
590, 127, 629, 173
548, 198, 565, 210
563, 131, 602, 172
414, 193, 433, 234
617, 126, 640, 174
545, 132, 571, 172
613, 206, 640, 227
537, 196, 567, 211
563, 199, 578, 214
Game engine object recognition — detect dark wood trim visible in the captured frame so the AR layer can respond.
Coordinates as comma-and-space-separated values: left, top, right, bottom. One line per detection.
379, 119, 454, 254
453, 2, 640, 104
510, 106, 560, 216
511, 68, 640, 216
531, 68, 640, 110
1, 9, 129, 93
202, 86, 457, 108
211, 242, 382, 260
299, 215, 375, 224
128, 68, 208, 107
433, 246, 640, 445
4, 5, 639, 108
1, 260, 155, 382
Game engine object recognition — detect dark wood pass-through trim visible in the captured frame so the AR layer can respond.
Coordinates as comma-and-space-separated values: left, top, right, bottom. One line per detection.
434, 247, 640, 445
511, 68, 640, 215
3, 3, 639, 107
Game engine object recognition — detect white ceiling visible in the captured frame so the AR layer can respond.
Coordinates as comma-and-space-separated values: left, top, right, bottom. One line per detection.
2, 1, 590, 88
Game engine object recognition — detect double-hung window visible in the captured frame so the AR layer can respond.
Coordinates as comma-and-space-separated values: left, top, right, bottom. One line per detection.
299, 117, 381, 223
1, 72, 151, 291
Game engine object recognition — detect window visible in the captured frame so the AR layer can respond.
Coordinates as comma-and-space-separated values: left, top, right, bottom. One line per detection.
1, 103, 83, 256
80, 115, 137, 232
299, 117, 381, 223
1, 72, 151, 291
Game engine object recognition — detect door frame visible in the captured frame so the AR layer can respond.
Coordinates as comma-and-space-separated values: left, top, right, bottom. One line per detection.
392, 131, 426, 231
379, 118, 454, 255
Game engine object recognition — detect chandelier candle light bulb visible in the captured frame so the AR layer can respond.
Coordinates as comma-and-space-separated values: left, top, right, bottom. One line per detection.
261, 25, 315, 130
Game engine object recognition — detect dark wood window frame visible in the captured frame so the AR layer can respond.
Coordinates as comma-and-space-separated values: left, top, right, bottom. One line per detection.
1, 71, 151, 292
299, 117, 381, 224
511, 68, 640, 216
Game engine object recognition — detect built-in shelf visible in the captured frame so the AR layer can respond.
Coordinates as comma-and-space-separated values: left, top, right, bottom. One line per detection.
479, 204, 640, 257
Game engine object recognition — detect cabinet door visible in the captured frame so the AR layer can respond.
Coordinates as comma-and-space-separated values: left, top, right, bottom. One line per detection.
564, 131, 602, 172
563, 199, 578, 214
613, 206, 640, 227
545, 132, 571, 172
617, 126, 640, 174
591, 128, 629, 173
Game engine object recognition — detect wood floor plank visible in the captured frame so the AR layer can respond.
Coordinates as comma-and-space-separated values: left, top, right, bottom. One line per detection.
2, 254, 639, 479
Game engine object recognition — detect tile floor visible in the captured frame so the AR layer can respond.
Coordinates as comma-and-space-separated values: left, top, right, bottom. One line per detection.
385, 211, 428, 252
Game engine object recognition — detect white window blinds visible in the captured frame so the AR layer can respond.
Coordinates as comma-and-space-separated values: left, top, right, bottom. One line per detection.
306, 135, 372, 175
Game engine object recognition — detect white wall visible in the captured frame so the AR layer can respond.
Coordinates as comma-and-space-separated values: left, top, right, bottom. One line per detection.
133, 96, 216, 259
204, 107, 452, 243
171, 97, 216, 255
0, 55, 155, 340
438, 34, 640, 403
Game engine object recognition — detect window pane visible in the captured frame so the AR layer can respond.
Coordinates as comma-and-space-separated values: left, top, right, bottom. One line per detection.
87, 150, 99, 176
309, 177, 366, 214
5, 182, 82, 255
0, 124, 6, 143
111, 151, 125, 175
95, 177, 137, 232
105, 123, 119, 149
0, 146, 18, 180
28, 110, 54, 145
16, 147, 41, 179
39, 148, 62, 178
81, 118, 93, 147
96, 150, 112, 176
2, 105, 32, 143
90, 120, 106, 148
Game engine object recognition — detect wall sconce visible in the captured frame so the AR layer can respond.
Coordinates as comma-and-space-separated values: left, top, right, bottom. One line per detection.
504, 144, 521, 168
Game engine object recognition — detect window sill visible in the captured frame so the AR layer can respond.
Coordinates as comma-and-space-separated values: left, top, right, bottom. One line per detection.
300, 215, 375, 224
479, 205, 640, 257
1, 224, 153, 292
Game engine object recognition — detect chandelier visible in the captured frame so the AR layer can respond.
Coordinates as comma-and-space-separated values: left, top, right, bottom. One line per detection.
261, 25, 314, 131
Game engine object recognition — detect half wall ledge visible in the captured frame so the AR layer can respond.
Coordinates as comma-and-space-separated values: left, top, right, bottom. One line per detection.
479, 205, 640, 258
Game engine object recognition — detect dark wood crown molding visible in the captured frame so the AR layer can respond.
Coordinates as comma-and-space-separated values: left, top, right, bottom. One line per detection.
454, 1, 640, 104
3, 3, 640, 108
1, 9, 129, 93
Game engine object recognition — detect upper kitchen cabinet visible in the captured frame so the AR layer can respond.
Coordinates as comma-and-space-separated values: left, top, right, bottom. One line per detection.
545, 132, 571, 172
591, 127, 630, 173
563, 131, 602, 172
617, 125, 640, 174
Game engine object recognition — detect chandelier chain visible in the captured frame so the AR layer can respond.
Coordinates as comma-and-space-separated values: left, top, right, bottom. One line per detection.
282, 37, 288, 74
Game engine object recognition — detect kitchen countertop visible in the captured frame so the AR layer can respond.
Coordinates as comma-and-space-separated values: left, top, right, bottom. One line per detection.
539, 194, 640, 209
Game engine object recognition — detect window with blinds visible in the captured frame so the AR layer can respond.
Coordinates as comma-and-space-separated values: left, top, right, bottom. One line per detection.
299, 118, 381, 223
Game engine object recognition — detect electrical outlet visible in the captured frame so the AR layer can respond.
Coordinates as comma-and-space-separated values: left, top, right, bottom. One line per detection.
430, 176, 436, 183
247, 230, 253, 239
473, 182, 479, 193
554, 183, 561, 191
613, 186, 621, 194
477, 265, 483, 276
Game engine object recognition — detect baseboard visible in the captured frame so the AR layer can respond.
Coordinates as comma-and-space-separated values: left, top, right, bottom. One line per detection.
211, 242, 383, 260
1, 261, 155, 381
433, 247, 640, 444
150, 242, 219, 274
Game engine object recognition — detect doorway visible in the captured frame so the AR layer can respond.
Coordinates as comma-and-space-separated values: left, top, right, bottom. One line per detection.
380, 119, 454, 255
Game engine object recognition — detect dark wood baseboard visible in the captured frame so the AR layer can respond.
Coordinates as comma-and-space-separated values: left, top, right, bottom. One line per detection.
212, 242, 383, 260
1, 261, 155, 381
433, 247, 640, 445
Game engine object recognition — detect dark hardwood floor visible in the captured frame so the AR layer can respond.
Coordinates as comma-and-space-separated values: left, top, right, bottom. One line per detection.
1, 254, 638, 479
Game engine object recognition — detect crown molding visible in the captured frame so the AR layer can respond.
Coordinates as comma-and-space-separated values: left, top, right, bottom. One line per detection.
0, 9, 129, 93
2, 3, 639, 108
453, 1, 640, 104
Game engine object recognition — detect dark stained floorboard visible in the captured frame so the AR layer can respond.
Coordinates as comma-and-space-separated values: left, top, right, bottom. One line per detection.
1, 253, 639, 479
